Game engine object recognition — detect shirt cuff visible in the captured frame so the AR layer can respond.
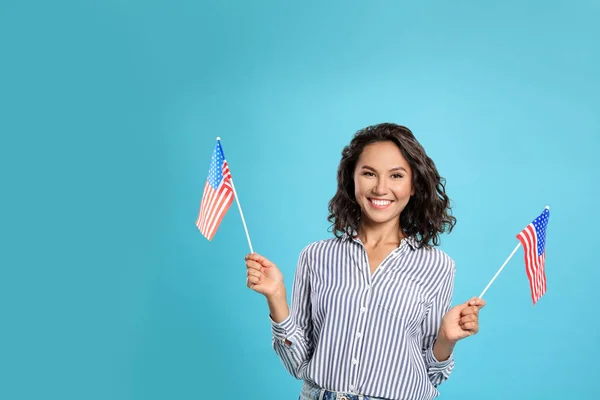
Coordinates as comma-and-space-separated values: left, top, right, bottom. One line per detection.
424, 344, 454, 370
269, 314, 297, 343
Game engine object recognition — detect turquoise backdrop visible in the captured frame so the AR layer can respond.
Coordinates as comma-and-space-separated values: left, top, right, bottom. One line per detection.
1, 1, 598, 399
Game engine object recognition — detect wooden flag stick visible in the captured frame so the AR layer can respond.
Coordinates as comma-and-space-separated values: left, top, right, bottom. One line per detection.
479, 243, 521, 299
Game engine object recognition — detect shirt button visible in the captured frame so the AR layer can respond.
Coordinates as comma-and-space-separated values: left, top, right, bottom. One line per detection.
356, 332, 362, 338
349, 384, 354, 390
352, 358, 358, 365
361, 307, 367, 313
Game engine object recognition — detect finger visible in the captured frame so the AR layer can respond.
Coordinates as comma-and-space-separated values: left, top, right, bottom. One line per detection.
246, 269, 263, 279
460, 314, 477, 325
246, 260, 264, 272
246, 275, 261, 286
244, 253, 262, 264
460, 321, 478, 332
468, 297, 486, 309
244, 253, 260, 262
461, 306, 479, 316
245, 253, 275, 268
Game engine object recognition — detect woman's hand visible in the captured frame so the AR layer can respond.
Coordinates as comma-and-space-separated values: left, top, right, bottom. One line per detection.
438, 297, 486, 344
244, 253, 285, 298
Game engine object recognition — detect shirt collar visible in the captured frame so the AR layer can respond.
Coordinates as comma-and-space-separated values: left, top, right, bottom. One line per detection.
341, 231, 419, 250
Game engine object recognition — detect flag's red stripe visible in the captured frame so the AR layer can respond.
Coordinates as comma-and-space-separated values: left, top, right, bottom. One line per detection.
201, 189, 222, 237
198, 190, 215, 234
205, 190, 234, 240
530, 230, 543, 303
203, 162, 232, 229
199, 183, 221, 232
517, 225, 537, 304
196, 182, 211, 227
204, 188, 233, 240
197, 183, 209, 226
201, 169, 233, 239
532, 234, 545, 303
517, 223, 549, 305
199, 183, 221, 234
203, 184, 232, 238
525, 225, 539, 304
202, 169, 232, 235
534, 252, 542, 302
526, 226, 540, 302
222, 161, 231, 179
536, 253, 547, 302
196, 157, 234, 240
201, 178, 229, 233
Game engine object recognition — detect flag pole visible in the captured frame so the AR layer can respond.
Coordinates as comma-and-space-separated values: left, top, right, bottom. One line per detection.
217, 137, 254, 254
479, 243, 521, 299
229, 179, 254, 253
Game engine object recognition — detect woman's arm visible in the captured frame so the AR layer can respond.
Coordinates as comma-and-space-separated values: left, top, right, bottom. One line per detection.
246, 247, 314, 379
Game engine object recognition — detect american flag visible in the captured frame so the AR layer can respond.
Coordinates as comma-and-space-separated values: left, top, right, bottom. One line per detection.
196, 139, 234, 240
516, 207, 550, 304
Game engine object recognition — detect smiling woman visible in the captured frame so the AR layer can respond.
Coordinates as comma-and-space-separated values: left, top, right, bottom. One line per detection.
354, 141, 415, 222
244, 123, 486, 400
328, 123, 456, 248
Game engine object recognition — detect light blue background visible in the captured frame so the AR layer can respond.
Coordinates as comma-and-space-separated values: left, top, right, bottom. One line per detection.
1, 1, 598, 399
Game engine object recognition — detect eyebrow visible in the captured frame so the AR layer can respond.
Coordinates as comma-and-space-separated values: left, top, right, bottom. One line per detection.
361, 165, 408, 173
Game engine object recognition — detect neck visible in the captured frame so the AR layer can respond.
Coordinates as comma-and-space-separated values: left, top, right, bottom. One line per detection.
358, 219, 406, 247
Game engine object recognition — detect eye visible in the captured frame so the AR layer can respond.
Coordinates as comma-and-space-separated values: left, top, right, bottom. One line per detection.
363, 171, 375, 177
391, 173, 403, 179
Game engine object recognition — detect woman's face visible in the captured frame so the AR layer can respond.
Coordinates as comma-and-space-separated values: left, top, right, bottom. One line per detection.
353, 140, 414, 227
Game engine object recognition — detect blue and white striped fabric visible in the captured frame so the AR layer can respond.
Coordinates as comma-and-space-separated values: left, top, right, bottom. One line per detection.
271, 233, 456, 400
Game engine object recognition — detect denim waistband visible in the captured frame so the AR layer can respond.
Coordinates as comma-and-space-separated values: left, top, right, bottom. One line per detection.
301, 380, 387, 400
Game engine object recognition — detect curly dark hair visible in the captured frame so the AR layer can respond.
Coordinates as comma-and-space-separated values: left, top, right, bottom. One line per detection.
327, 123, 456, 248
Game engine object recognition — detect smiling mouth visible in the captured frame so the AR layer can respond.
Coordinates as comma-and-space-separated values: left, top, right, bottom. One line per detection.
368, 198, 392, 208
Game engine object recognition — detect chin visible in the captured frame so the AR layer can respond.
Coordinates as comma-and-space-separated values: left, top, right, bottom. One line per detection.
363, 212, 400, 225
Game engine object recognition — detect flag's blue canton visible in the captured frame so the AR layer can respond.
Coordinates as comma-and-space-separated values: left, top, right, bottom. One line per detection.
207, 142, 225, 189
533, 208, 550, 256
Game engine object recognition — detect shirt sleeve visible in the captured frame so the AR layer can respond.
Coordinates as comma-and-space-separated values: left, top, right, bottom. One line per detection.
421, 258, 456, 387
270, 246, 314, 379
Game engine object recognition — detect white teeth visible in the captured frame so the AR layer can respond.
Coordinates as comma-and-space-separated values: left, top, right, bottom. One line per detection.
371, 199, 391, 206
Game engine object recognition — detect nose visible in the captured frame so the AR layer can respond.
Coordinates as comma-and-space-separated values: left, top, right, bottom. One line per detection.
373, 177, 388, 195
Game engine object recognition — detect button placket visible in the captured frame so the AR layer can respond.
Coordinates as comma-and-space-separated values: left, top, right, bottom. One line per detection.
348, 248, 373, 395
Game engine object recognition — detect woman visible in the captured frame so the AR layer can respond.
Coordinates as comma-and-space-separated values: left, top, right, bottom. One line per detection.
245, 123, 485, 400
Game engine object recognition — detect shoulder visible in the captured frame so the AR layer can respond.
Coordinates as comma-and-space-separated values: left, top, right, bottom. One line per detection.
415, 245, 456, 279
299, 236, 345, 259
293, 237, 343, 274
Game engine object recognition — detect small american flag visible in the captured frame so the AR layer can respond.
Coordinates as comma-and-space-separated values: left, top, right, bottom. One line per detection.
196, 139, 234, 240
516, 207, 550, 304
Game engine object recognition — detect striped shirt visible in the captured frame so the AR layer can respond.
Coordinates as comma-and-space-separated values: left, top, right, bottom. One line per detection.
270, 233, 456, 400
